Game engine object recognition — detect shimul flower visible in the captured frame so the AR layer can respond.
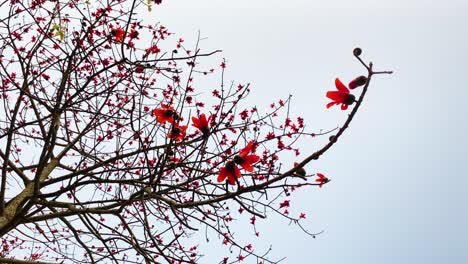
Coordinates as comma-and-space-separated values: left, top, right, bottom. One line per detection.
191, 114, 211, 138
153, 105, 178, 124
348, 75, 367, 89
326, 78, 356, 110
234, 142, 260, 172
167, 124, 187, 141
218, 161, 241, 185
315, 173, 329, 188
279, 200, 290, 208
128, 29, 139, 40
110, 28, 125, 42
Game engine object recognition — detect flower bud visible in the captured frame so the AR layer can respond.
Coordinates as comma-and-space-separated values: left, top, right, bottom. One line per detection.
349, 76, 367, 89
353, 48, 362, 56
294, 163, 306, 177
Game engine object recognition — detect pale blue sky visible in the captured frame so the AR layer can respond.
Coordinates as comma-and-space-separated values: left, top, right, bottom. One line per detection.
148, 1, 468, 263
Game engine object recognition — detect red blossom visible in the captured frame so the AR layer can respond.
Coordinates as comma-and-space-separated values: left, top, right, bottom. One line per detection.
217, 161, 241, 185
128, 29, 139, 40
167, 124, 187, 141
326, 78, 356, 110
145, 45, 161, 54
279, 200, 290, 208
110, 27, 125, 42
234, 142, 260, 172
191, 114, 211, 138
315, 173, 329, 188
153, 105, 177, 124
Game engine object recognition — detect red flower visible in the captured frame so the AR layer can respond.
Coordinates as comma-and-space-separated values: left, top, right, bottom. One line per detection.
218, 161, 241, 185
153, 105, 177, 124
234, 142, 260, 172
191, 114, 210, 138
326, 78, 356, 110
128, 29, 139, 40
315, 173, 329, 188
279, 200, 290, 208
110, 28, 125, 42
167, 124, 187, 141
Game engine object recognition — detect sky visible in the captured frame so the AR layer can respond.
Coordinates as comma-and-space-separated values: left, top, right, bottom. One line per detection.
145, 1, 468, 263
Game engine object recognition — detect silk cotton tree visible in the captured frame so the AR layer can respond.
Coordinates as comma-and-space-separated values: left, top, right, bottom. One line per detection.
0, 0, 391, 263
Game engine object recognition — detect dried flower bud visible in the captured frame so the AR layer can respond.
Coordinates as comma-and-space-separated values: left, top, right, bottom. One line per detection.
349, 76, 367, 89
294, 163, 306, 177
353, 48, 362, 56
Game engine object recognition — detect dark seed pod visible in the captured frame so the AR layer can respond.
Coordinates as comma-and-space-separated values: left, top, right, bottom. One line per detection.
353, 47, 362, 56
349, 76, 367, 89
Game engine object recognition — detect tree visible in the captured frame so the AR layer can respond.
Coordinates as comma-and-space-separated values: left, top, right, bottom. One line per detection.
0, 0, 391, 263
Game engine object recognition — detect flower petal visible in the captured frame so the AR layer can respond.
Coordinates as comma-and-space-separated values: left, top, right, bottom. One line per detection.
234, 166, 241, 179
240, 163, 253, 172
239, 142, 254, 157
326, 91, 347, 102
227, 172, 237, 185
326, 102, 337, 109
335, 78, 349, 93
241, 155, 260, 172
217, 167, 228, 183
191, 116, 200, 128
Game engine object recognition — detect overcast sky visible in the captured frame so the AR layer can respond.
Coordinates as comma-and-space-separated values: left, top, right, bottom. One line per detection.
146, 1, 468, 263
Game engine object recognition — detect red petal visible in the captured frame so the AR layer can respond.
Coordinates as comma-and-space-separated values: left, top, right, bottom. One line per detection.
326, 91, 347, 102
227, 172, 237, 185
235, 166, 241, 178
217, 167, 228, 183
239, 142, 254, 157
240, 163, 253, 172
191, 116, 200, 128
326, 102, 337, 108
200, 114, 208, 124
243, 155, 260, 170
335, 78, 349, 93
